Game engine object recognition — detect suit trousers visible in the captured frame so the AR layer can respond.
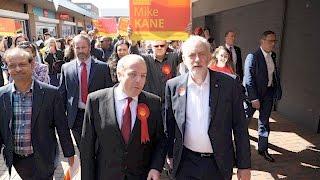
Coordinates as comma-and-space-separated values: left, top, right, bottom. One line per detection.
257, 87, 274, 151
72, 108, 85, 151
176, 147, 225, 180
13, 153, 53, 180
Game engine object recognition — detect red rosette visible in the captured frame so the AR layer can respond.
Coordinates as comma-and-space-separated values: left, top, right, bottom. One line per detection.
161, 64, 171, 75
137, 103, 150, 144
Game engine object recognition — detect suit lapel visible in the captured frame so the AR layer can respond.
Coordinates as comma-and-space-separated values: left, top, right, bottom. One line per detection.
72, 60, 79, 86
31, 81, 44, 130
103, 87, 125, 145
3, 86, 13, 130
209, 71, 220, 127
176, 74, 188, 135
88, 59, 96, 88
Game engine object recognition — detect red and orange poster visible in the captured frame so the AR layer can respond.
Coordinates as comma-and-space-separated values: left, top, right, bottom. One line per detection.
118, 17, 130, 37
0, 17, 17, 36
92, 18, 117, 37
129, 0, 191, 40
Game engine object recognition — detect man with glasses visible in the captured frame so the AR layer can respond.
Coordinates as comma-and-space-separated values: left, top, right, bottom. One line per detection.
140, 40, 182, 101
0, 48, 75, 179
100, 36, 114, 62
243, 30, 282, 162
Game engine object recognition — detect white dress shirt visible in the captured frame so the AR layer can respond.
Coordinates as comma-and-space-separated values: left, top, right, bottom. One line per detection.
226, 44, 237, 68
260, 47, 275, 87
77, 58, 92, 109
184, 71, 213, 153
114, 86, 138, 131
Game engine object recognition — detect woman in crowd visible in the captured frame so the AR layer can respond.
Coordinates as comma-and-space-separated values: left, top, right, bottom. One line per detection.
18, 41, 50, 84
64, 41, 74, 62
42, 37, 64, 86
11, 33, 29, 47
209, 46, 235, 75
107, 39, 130, 83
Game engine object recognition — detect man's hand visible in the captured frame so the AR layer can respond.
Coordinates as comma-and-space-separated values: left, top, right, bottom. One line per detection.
166, 157, 173, 169
237, 169, 251, 180
68, 156, 75, 167
251, 100, 260, 109
147, 169, 160, 180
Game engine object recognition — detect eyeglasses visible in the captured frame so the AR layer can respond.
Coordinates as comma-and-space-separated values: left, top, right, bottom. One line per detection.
153, 44, 166, 48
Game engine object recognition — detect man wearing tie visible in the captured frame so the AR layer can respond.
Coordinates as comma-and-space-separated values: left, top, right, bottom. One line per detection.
165, 36, 251, 180
59, 34, 113, 149
81, 54, 166, 180
224, 30, 244, 81
243, 30, 282, 162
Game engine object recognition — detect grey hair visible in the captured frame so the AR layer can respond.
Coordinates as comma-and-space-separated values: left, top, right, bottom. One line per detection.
73, 34, 91, 47
116, 54, 146, 74
4, 47, 33, 63
181, 35, 211, 56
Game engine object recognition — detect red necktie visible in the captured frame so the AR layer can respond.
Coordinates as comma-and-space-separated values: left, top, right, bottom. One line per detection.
121, 97, 132, 144
81, 62, 88, 103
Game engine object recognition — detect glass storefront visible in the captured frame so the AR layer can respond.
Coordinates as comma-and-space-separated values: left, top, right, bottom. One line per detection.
62, 25, 75, 38
35, 22, 57, 37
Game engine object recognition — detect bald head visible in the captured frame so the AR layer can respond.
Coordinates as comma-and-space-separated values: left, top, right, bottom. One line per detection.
117, 54, 146, 74
116, 54, 147, 97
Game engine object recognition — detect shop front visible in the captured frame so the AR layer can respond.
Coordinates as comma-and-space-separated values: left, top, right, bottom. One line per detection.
0, 9, 29, 38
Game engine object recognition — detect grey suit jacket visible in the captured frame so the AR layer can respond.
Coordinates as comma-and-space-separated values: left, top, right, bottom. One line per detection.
81, 87, 166, 180
59, 58, 114, 128
0, 80, 75, 177
165, 70, 251, 180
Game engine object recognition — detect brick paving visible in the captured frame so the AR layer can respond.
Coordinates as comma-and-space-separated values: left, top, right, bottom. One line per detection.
1, 112, 319, 180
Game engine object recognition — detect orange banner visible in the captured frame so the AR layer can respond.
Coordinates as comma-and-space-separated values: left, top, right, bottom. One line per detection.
0, 17, 17, 36
118, 17, 130, 37
129, 0, 191, 40
92, 18, 117, 37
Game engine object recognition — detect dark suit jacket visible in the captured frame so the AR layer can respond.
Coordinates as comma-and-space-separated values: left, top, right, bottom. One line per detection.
81, 87, 167, 180
59, 58, 114, 128
225, 45, 244, 81
243, 48, 282, 101
165, 70, 251, 180
0, 66, 3, 87
0, 80, 75, 177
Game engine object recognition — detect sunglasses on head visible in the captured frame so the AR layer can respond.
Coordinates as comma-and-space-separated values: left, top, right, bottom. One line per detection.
153, 44, 166, 48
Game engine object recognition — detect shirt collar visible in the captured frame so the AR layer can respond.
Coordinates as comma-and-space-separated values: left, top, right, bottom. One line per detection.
77, 57, 91, 67
187, 70, 210, 87
225, 44, 233, 49
152, 53, 168, 63
115, 86, 138, 102
260, 47, 272, 58
12, 80, 34, 93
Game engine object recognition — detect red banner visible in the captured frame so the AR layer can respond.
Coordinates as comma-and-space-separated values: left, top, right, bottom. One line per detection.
130, 0, 191, 40
92, 18, 117, 37
118, 17, 130, 37
0, 17, 18, 36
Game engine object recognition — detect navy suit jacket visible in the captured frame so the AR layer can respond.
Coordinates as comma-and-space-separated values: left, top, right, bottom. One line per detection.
165, 70, 251, 180
59, 58, 114, 128
0, 80, 75, 177
243, 48, 282, 101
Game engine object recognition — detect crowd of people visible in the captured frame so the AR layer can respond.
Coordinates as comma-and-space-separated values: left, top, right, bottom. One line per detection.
0, 26, 282, 180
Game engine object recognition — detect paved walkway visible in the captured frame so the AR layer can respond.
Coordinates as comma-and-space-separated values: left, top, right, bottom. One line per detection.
0, 112, 319, 179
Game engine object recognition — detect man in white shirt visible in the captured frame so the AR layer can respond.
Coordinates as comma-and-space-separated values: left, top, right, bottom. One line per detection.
165, 35, 251, 180
81, 54, 166, 180
243, 30, 282, 162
